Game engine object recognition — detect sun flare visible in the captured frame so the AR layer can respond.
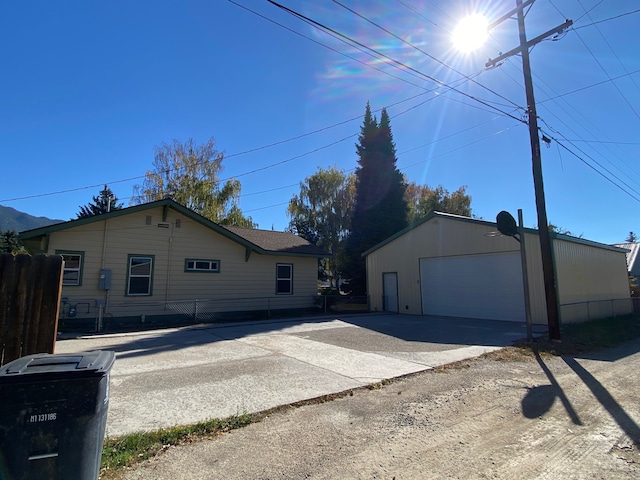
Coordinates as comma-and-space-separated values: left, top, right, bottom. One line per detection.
453, 14, 489, 52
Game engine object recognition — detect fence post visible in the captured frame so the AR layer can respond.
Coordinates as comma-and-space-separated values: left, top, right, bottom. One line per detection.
194, 299, 199, 321
97, 304, 104, 333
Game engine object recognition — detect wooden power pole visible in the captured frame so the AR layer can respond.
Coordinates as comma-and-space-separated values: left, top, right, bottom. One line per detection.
486, 0, 572, 341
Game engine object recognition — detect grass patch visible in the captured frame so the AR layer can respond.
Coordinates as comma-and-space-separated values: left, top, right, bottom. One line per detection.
100, 413, 253, 479
484, 314, 640, 362
98, 388, 359, 479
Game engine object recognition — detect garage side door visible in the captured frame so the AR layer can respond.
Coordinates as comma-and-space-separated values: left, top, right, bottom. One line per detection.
420, 253, 525, 322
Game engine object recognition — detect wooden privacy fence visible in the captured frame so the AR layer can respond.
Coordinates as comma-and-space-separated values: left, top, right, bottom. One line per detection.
0, 254, 63, 366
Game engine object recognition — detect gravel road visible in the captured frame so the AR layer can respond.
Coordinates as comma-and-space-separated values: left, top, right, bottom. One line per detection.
115, 339, 640, 480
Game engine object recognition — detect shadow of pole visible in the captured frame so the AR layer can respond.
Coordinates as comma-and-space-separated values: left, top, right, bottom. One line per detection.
531, 352, 583, 425
563, 356, 640, 444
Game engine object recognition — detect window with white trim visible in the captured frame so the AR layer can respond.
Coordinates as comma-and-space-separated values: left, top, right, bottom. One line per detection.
56, 250, 84, 286
127, 255, 154, 296
276, 263, 293, 295
185, 259, 220, 273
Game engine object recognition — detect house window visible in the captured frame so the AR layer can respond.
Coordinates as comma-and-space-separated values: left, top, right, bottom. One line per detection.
126, 255, 154, 296
276, 263, 293, 295
56, 250, 84, 286
185, 259, 220, 273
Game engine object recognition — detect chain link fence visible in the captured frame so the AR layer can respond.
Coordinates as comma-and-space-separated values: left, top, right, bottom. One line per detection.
559, 297, 638, 324
58, 294, 371, 333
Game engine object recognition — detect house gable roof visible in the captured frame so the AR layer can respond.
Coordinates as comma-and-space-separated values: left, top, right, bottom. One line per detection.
19, 199, 327, 258
613, 242, 640, 276
362, 211, 628, 257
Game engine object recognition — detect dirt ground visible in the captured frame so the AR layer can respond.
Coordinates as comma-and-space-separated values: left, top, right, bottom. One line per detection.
115, 340, 640, 480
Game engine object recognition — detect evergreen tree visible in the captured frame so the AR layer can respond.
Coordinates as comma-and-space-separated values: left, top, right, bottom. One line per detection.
625, 231, 638, 243
0, 229, 22, 254
344, 103, 408, 294
77, 185, 123, 218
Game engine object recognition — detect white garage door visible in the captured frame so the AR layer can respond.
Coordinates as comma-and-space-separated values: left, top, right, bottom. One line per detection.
420, 253, 525, 322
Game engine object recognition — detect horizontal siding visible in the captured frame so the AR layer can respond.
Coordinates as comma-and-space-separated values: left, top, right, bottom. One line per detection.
46, 207, 318, 319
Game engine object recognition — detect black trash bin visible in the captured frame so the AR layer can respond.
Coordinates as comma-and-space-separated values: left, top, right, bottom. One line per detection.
0, 350, 115, 480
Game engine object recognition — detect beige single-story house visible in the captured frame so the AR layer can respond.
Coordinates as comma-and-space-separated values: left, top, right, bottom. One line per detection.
364, 212, 631, 324
19, 199, 327, 329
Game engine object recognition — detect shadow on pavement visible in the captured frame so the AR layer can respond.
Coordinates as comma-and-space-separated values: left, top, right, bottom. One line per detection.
564, 355, 640, 444
521, 352, 582, 425
57, 313, 541, 361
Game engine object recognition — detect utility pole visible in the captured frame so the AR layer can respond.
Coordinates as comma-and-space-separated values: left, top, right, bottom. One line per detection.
486, 0, 572, 341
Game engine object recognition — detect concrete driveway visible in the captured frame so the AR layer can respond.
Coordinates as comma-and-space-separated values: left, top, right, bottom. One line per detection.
54, 313, 544, 437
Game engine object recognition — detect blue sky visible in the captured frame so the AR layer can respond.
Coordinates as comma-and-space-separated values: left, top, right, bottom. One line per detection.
1, 0, 638, 245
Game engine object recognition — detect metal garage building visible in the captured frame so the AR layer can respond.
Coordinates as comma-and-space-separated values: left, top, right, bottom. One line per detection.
364, 212, 631, 324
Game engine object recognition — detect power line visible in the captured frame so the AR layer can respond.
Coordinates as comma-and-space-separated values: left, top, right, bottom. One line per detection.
227, 0, 434, 90
537, 68, 640, 104
543, 131, 640, 203
331, 0, 522, 110
266, 0, 527, 125
573, 7, 640, 30
571, 28, 640, 122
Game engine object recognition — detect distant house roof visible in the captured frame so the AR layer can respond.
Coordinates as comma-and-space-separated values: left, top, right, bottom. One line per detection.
613, 242, 640, 277
19, 198, 327, 258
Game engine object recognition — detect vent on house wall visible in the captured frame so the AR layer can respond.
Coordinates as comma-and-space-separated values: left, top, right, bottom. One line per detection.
145, 215, 152, 225
157, 222, 170, 229
175, 219, 181, 228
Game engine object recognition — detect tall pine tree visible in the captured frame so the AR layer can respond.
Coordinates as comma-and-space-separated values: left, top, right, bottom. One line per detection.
344, 103, 408, 295
77, 185, 124, 218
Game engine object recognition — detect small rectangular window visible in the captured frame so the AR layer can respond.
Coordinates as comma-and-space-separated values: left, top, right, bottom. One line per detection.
127, 255, 154, 296
56, 251, 84, 286
276, 263, 293, 295
185, 259, 220, 273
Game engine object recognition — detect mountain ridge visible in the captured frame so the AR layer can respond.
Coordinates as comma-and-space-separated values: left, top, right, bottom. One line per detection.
0, 205, 64, 232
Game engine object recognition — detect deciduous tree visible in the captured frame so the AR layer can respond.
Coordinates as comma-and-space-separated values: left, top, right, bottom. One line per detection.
405, 183, 471, 222
288, 166, 355, 288
132, 138, 256, 227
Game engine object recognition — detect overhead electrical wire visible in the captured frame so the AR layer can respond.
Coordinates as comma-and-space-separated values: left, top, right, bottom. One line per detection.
570, 18, 640, 122
9, 1, 636, 214
484, 0, 640, 194
540, 128, 640, 204
227, 0, 428, 90
350, 0, 640, 197
574, 0, 640, 94
573, 7, 640, 29
3, 1, 527, 204
265, 0, 527, 124
330, 0, 523, 110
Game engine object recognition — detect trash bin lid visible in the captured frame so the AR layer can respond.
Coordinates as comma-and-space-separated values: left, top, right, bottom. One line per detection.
0, 351, 115, 381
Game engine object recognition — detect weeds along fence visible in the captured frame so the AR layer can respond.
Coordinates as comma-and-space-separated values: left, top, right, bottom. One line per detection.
0, 254, 63, 366
559, 297, 638, 324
